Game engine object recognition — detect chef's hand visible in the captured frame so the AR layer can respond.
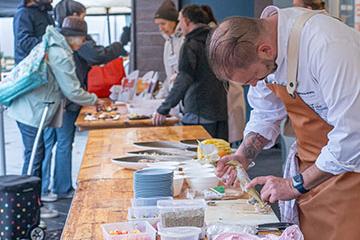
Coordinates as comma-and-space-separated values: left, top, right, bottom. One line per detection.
216, 154, 251, 187
246, 176, 301, 203
153, 112, 167, 126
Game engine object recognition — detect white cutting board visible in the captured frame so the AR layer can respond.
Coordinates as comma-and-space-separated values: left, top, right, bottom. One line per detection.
205, 199, 279, 226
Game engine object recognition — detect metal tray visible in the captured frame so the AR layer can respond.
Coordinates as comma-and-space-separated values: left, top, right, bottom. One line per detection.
133, 141, 197, 152
127, 149, 196, 161
112, 156, 158, 170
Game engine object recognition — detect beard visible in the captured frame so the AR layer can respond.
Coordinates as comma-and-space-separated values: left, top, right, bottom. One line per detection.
262, 59, 278, 74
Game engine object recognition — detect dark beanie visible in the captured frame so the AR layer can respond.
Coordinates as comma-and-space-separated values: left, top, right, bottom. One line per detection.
154, 0, 178, 22
54, 0, 86, 27
60, 16, 87, 36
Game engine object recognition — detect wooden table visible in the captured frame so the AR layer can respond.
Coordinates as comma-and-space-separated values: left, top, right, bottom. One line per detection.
61, 126, 211, 239
75, 101, 179, 131
61, 126, 278, 239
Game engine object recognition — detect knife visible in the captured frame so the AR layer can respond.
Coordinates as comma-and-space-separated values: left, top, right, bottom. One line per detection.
256, 222, 294, 231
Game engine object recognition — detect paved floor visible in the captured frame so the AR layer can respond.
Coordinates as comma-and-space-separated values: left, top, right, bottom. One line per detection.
2, 111, 284, 240
2, 111, 88, 239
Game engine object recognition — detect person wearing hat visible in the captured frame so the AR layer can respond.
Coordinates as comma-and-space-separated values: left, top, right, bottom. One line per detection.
154, 0, 184, 99
293, 0, 325, 10
7, 16, 104, 218
40, 0, 126, 203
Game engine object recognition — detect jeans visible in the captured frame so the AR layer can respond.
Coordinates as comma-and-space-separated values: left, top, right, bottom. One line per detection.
41, 110, 79, 195
17, 121, 44, 178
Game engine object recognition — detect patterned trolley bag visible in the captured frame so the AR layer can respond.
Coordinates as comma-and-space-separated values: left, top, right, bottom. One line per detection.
0, 175, 41, 239
0, 102, 53, 240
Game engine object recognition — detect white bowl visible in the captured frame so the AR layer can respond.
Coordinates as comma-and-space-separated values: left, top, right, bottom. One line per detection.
173, 175, 185, 197
184, 168, 215, 177
187, 175, 219, 192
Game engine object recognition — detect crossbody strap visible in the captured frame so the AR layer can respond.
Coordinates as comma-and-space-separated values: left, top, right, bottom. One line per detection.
287, 9, 326, 97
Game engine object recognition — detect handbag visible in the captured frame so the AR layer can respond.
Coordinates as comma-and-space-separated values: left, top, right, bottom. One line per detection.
0, 38, 48, 107
87, 57, 126, 98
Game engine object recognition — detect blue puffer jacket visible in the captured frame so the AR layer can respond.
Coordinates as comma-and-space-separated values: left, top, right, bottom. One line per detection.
13, 0, 54, 64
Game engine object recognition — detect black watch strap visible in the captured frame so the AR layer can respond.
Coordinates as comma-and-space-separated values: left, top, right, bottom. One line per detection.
292, 173, 309, 194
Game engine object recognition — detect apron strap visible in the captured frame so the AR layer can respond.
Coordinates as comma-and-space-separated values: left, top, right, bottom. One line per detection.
287, 9, 326, 97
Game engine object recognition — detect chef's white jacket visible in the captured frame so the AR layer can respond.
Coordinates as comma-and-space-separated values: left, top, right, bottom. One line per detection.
244, 6, 360, 174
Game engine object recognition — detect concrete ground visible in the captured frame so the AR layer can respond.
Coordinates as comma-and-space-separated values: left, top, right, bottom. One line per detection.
2, 111, 284, 239
2, 111, 88, 239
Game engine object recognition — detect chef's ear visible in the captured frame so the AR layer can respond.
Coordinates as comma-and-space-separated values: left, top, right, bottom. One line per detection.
257, 43, 274, 60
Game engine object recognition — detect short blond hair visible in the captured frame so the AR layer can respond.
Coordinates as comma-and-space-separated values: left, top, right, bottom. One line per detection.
208, 17, 264, 81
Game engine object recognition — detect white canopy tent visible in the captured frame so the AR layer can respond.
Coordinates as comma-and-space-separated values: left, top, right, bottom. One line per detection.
53, 0, 131, 14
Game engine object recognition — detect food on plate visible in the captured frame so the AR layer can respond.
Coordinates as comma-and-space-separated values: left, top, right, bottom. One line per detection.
197, 138, 232, 164
84, 114, 97, 121
138, 159, 159, 163
128, 113, 152, 120
84, 111, 121, 121
96, 104, 118, 113
109, 229, 141, 235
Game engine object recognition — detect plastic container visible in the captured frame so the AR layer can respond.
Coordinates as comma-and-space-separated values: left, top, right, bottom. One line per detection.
129, 206, 159, 219
158, 227, 202, 240
157, 199, 207, 228
101, 221, 156, 240
127, 207, 159, 229
131, 196, 173, 207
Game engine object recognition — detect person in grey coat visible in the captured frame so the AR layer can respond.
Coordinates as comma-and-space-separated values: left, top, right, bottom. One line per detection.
41, 0, 126, 202
8, 16, 104, 218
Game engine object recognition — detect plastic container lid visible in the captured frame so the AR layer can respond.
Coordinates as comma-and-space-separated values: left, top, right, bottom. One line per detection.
158, 227, 201, 239
157, 199, 207, 210
131, 197, 173, 207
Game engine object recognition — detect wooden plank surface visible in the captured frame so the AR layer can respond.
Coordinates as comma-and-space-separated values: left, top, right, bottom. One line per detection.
61, 126, 211, 239
61, 126, 278, 240
75, 99, 179, 131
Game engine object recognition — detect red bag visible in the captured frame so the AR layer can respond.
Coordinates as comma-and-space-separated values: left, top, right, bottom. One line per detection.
87, 58, 126, 97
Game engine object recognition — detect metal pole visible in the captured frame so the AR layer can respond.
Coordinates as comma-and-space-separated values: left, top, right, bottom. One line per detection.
106, 7, 111, 44
0, 105, 6, 176
0, 48, 6, 176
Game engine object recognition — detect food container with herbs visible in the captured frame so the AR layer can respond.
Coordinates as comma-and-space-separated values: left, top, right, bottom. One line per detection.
157, 199, 207, 228
101, 221, 156, 240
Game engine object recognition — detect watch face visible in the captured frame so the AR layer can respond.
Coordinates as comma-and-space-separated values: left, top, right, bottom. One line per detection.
292, 174, 303, 187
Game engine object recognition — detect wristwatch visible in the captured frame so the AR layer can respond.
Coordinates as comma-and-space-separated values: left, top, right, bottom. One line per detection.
292, 173, 309, 194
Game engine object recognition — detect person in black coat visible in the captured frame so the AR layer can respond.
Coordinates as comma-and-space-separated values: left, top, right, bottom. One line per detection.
153, 5, 228, 140
41, 0, 126, 203
13, 0, 54, 64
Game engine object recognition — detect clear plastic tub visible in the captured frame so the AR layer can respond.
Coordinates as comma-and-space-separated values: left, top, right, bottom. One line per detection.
127, 206, 160, 228
131, 197, 173, 207
157, 199, 207, 228
101, 221, 157, 240
158, 227, 202, 240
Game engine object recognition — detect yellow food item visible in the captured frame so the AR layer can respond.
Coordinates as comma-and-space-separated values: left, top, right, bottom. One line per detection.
197, 138, 232, 161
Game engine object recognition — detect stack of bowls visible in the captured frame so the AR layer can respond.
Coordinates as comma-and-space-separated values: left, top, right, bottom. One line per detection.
134, 168, 174, 198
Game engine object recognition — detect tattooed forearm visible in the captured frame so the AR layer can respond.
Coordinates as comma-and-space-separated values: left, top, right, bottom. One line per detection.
238, 132, 270, 161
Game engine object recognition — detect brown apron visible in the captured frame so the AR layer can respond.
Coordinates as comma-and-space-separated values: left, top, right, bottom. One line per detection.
266, 10, 360, 240
227, 81, 246, 143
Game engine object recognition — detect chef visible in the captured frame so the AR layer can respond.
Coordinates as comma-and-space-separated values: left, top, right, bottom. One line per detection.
208, 6, 360, 240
